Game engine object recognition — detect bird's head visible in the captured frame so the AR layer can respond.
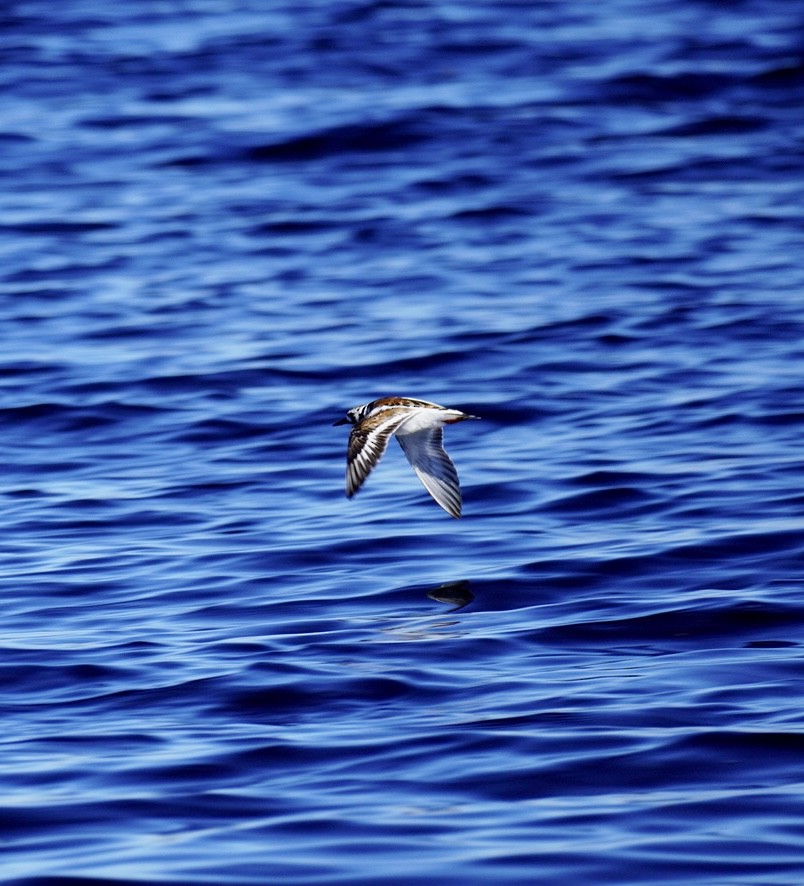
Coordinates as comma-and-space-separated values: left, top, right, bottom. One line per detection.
332, 403, 369, 427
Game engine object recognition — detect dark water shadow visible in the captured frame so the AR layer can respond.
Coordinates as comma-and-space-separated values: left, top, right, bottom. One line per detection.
426, 579, 474, 612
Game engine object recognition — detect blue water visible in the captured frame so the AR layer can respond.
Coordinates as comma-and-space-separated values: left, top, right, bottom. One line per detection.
2, 1, 804, 883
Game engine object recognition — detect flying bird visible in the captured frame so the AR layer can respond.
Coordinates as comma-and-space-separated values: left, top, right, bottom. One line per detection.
333, 396, 479, 518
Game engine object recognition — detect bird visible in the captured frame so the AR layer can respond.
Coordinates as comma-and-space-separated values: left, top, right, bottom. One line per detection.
333, 396, 479, 518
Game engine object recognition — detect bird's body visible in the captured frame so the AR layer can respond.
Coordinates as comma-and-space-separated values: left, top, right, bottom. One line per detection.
333, 396, 479, 518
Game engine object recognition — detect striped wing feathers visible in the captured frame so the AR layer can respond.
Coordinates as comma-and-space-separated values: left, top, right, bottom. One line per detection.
346, 407, 412, 498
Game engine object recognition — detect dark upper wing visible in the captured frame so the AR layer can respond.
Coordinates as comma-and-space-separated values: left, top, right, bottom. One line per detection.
346, 407, 412, 497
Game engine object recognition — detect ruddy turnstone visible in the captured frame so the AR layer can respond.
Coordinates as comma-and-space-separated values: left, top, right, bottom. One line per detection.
333, 396, 479, 518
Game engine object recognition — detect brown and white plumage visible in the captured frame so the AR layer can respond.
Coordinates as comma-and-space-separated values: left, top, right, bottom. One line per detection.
333, 396, 479, 518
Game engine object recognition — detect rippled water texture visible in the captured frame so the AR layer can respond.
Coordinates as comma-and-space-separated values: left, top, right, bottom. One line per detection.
2, 1, 804, 884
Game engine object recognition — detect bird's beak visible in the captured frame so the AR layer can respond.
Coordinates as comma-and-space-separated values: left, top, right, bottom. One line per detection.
332, 417, 350, 426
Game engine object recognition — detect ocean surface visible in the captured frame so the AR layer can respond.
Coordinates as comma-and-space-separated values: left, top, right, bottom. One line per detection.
2, 1, 804, 883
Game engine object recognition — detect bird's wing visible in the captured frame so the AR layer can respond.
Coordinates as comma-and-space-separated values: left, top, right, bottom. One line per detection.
396, 428, 462, 518
346, 407, 412, 498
